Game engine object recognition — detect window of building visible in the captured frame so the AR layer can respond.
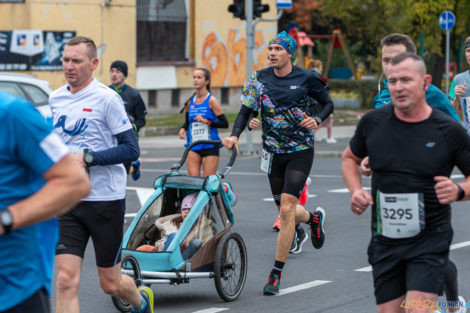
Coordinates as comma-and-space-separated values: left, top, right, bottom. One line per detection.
221, 87, 229, 105
171, 89, 180, 107
137, 0, 188, 62
148, 90, 157, 108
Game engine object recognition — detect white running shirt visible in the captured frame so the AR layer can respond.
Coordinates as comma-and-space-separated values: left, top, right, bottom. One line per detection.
49, 78, 133, 201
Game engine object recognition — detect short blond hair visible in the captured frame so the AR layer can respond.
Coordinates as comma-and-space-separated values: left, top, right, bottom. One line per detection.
66, 36, 97, 59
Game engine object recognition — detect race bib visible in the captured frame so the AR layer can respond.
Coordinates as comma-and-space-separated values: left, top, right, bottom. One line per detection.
462, 97, 470, 122
377, 191, 424, 239
260, 149, 273, 174
191, 122, 210, 143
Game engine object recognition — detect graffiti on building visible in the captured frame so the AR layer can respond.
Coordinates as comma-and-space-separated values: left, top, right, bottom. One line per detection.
201, 28, 268, 86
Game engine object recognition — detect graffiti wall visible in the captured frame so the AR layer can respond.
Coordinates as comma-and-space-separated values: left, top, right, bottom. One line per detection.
195, 0, 277, 87
200, 28, 270, 86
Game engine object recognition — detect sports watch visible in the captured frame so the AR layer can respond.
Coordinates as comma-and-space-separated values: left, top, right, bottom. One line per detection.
83, 148, 94, 166
456, 184, 465, 201
1, 208, 13, 234
314, 117, 322, 125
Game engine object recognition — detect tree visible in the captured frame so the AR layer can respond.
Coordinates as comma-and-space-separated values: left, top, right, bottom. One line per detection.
285, 0, 470, 88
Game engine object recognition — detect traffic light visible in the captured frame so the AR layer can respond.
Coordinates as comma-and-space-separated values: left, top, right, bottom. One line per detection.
253, 0, 269, 18
228, 0, 245, 20
228, 0, 269, 20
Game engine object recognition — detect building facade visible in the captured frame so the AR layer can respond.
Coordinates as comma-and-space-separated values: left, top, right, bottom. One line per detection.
0, 0, 278, 114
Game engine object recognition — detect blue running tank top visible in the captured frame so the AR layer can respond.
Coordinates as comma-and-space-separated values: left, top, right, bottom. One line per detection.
186, 93, 221, 151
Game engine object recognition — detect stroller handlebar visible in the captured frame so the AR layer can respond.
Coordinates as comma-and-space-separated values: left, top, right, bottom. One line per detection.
170, 140, 237, 178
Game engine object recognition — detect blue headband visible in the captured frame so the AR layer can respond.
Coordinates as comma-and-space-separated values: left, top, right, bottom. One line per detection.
269, 31, 297, 56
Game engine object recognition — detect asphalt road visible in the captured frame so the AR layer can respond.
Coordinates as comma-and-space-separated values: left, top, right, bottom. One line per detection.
50, 139, 470, 313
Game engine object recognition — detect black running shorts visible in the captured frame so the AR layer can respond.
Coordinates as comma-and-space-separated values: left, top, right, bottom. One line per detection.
3, 287, 50, 313
268, 148, 314, 204
368, 227, 453, 304
56, 200, 126, 268
193, 146, 220, 158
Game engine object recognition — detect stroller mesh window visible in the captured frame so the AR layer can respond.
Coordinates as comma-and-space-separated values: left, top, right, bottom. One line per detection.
127, 195, 164, 249
212, 194, 229, 234
182, 202, 215, 247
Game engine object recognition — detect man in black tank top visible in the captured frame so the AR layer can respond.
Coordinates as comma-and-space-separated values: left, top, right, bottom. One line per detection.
342, 53, 470, 312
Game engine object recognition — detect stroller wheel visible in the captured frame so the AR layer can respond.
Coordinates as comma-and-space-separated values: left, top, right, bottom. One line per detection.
214, 232, 247, 302
111, 253, 143, 313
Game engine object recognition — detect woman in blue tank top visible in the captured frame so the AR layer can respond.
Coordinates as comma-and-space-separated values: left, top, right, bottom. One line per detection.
178, 68, 228, 176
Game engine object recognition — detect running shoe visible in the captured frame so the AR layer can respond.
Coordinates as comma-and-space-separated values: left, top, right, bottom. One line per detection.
131, 160, 141, 181
289, 230, 298, 253
272, 215, 281, 232
310, 207, 325, 249
137, 286, 154, 313
451, 296, 467, 313
291, 225, 308, 254
299, 177, 311, 206
263, 271, 281, 295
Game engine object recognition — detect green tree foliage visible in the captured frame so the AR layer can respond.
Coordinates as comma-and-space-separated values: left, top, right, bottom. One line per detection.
291, 0, 470, 84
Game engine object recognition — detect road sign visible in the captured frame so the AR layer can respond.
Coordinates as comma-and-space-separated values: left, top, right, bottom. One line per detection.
439, 11, 455, 31
276, 0, 292, 9
439, 11, 456, 95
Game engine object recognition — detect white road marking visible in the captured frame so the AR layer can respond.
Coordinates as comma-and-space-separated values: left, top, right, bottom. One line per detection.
192, 308, 229, 313
450, 240, 470, 250
126, 186, 155, 207
329, 187, 371, 193
354, 241, 470, 273
263, 195, 317, 202
277, 280, 332, 296
141, 157, 180, 162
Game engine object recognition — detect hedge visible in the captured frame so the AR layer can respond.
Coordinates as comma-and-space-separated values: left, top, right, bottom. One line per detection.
328, 79, 378, 109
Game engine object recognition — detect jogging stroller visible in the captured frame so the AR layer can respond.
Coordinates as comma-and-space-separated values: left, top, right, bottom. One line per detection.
112, 140, 247, 312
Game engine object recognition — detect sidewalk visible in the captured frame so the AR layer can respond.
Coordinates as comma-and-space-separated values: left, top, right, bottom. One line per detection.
139, 125, 356, 157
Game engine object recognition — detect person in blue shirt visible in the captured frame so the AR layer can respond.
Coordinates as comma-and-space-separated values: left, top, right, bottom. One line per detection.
448, 35, 470, 136
0, 90, 90, 313
178, 67, 228, 177
373, 34, 460, 122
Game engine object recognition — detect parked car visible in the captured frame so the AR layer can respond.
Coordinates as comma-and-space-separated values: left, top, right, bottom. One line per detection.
0, 72, 53, 122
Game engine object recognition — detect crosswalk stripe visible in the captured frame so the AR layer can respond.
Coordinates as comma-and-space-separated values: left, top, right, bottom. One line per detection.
277, 280, 332, 296
192, 308, 229, 313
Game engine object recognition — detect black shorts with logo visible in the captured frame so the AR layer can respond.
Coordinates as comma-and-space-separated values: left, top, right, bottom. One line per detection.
368, 227, 452, 304
268, 148, 314, 203
56, 200, 126, 267
193, 146, 220, 158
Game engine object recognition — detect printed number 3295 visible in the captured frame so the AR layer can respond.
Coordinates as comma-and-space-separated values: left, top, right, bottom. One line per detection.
382, 208, 412, 220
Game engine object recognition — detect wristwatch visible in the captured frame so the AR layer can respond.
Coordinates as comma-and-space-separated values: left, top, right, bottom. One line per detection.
314, 117, 322, 125
456, 184, 465, 201
83, 149, 94, 166
1, 208, 13, 234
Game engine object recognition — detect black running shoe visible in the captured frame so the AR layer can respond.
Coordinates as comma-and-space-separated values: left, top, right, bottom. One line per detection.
291, 225, 307, 254
289, 230, 298, 253
310, 207, 325, 249
263, 271, 281, 295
